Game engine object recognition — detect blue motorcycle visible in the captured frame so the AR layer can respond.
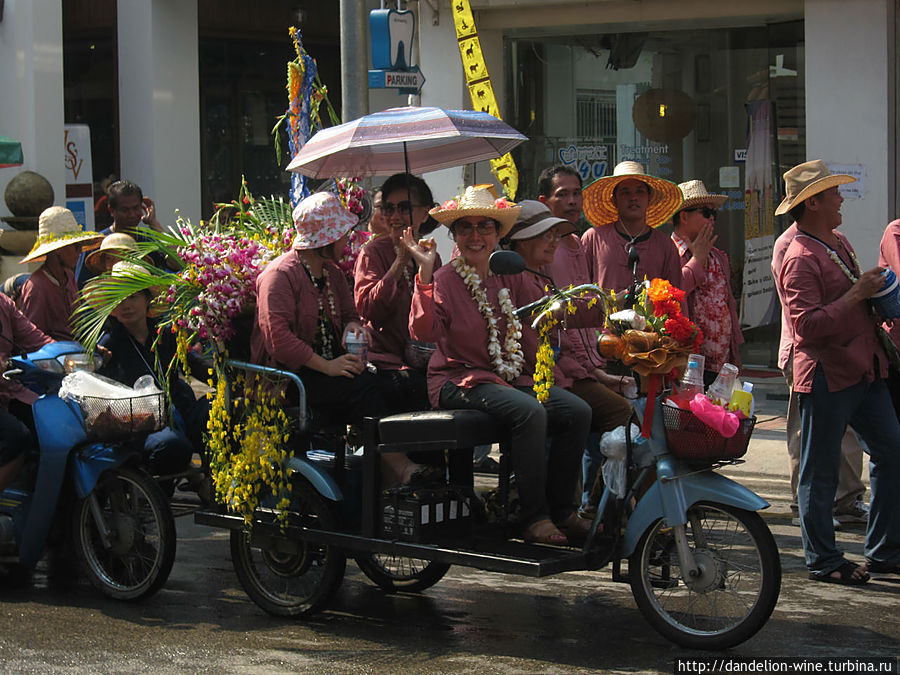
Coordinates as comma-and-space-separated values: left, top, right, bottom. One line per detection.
0, 341, 176, 600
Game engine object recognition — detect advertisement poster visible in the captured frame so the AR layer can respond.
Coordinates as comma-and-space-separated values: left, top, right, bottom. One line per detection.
741, 101, 779, 328
64, 124, 94, 231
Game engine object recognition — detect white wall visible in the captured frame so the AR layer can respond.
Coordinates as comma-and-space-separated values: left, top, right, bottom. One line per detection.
117, 0, 201, 230
0, 0, 65, 217
806, 0, 893, 267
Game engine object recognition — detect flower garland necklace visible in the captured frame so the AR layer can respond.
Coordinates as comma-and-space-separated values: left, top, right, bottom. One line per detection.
299, 254, 337, 359
796, 233, 860, 281
451, 257, 525, 381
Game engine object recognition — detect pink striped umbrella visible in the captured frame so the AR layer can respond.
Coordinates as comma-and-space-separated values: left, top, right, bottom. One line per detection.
286, 106, 527, 178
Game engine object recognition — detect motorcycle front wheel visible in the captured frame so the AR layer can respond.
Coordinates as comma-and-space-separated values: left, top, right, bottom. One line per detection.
629, 503, 781, 650
355, 554, 450, 593
74, 466, 176, 601
230, 477, 346, 617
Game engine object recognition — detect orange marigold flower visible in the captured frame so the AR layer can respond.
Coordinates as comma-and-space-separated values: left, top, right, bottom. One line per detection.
652, 297, 682, 318
648, 278, 685, 304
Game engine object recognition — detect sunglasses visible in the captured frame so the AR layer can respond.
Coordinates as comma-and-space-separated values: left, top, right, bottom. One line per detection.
380, 200, 425, 217
540, 229, 562, 242
685, 206, 718, 219
453, 221, 498, 236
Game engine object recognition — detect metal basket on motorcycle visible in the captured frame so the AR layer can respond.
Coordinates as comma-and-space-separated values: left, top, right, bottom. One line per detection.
59, 371, 167, 441
660, 405, 755, 462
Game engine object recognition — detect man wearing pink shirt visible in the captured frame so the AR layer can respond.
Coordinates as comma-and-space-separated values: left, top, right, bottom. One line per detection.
778, 160, 900, 584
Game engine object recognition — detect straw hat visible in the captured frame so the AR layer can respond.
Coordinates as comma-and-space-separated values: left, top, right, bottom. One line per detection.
677, 180, 728, 211
428, 185, 521, 238
774, 160, 855, 216
292, 192, 358, 251
85, 233, 140, 273
508, 200, 576, 240
582, 161, 683, 229
20, 206, 104, 264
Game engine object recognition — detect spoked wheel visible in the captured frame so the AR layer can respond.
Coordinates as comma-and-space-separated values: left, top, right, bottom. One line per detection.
629, 503, 781, 650
355, 554, 450, 593
230, 478, 346, 617
73, 467, 176, 600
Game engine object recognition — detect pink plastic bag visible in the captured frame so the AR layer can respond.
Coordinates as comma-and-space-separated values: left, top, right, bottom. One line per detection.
689, 394, 740, 438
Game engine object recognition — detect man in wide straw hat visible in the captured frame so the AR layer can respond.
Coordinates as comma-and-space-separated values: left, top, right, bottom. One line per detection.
580, 160, 683, 297
19, 206, 103, 340
671, 180, 743, 384
777, 159, 900, 584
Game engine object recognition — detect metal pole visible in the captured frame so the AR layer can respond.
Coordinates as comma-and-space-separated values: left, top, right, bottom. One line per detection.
340, 0, 369, 122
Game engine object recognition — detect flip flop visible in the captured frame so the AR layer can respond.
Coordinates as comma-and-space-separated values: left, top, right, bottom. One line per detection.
865, 559, 900, 575
522, 519, 568, 546
809, 561, 870, 586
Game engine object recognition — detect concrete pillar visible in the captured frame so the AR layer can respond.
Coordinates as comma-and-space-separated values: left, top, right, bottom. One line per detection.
0, 0, 65, 217
805, 0, 894, 267
117, 0, 200, 229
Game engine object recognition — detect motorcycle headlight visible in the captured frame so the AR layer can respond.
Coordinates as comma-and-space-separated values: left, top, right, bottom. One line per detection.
32, 358, 65, 374
63, 353, 96, 374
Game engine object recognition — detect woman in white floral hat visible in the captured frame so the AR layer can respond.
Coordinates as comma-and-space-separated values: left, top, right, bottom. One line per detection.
19, 206, 103, 340
251, 192, 433, 487
404, 185, 593, 545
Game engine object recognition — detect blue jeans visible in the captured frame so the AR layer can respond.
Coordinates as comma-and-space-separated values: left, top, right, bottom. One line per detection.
440, 382, 591, 526
798, 365, 900, 573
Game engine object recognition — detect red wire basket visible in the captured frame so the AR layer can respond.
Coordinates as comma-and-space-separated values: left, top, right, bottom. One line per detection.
661, 405, 755, 461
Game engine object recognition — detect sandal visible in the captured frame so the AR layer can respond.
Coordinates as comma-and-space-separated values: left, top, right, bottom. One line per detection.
866, 559, 900, 575
522, 519, 568, 546
556, 513, 594, 540
809, 561, 870, 586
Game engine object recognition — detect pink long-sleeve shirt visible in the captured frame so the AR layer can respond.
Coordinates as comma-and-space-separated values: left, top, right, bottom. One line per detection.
550, 236, 605, 382
0, 293, 53, 406
780, 232, 886, 393
251, 249, 359, 370
581, 223, 682, 295
672, 234, 743, 368
354, 234, 442, 369
19, 266, 77, 341
771, 223, 800, 370
878, 218, 900, 343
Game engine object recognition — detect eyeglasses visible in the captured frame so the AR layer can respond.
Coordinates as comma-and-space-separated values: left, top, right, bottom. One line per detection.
685, 206, 717, 219
453, 221, 498, 236
380, 200, 425, 217
540, 229, 562, 242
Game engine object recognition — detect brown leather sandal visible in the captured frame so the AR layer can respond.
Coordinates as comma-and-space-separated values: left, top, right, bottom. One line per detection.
522, 519, 568, 545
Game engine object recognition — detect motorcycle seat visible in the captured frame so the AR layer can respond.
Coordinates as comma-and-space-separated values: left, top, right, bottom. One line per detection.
376, 409, 502, 451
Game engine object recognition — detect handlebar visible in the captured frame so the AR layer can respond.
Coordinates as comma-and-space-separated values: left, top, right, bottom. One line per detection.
2, 369, 22, 382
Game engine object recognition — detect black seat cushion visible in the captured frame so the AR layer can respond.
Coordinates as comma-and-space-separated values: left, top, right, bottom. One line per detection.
377, 409, 502, 449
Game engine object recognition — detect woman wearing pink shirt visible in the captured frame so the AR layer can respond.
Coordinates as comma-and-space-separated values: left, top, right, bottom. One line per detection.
251, 192, 431, 487
404, 186, 593, 546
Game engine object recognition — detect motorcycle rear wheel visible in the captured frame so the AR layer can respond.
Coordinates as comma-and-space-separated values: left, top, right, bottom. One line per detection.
355, 554, 450, 592
230, 478, 346, 617
629, 503, 781, 650
74, 466, 176, 601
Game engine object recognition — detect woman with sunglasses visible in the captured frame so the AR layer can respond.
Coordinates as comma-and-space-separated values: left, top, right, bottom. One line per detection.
404, 186, 593, 546
671, 180, 743, 385
354, 173, 441, 413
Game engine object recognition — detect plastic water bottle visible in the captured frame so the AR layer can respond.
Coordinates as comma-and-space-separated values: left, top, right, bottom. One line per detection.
678, 354, 705, 401
707, 363, 739, 406
345, 331, 368, 362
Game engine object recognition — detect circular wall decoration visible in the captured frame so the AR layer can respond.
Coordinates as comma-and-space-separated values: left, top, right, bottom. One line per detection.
632, 88, 696, 142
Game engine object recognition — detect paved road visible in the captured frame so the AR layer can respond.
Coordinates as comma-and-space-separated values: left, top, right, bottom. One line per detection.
0, 376, 897, 673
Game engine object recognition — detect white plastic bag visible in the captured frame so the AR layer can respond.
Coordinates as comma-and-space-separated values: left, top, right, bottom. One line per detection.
59, 371, 143, 401
599, 423, 643, 498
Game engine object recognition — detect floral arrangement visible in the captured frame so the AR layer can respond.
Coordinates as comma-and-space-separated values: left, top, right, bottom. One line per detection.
598, 278, 703, 376
439, 196, 513, 211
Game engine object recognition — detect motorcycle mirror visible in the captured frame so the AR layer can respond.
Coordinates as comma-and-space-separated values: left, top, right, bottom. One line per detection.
627, 244, 640, 270
489, 250, 526, 275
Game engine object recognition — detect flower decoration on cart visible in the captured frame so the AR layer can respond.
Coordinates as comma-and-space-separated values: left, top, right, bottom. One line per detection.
597, 278, 703, 378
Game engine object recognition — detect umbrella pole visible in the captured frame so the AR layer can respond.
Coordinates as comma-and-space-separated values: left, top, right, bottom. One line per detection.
404, 140, 414, 231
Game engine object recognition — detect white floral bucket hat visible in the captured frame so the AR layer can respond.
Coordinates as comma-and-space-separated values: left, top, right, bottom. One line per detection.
428, 185, 521, 238
291, 192, 358, 251
20, 206, 104, 264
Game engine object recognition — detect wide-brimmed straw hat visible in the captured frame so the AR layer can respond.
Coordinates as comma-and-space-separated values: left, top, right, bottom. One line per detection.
508, 200, 576, 240
677, 180, 728, 211
20, 206, 104, 264
85, 233, 140, 273
774, 159, 856, 216
582, 161, 683, 229
428, 185, 521, 238
292, 192, 358, 251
